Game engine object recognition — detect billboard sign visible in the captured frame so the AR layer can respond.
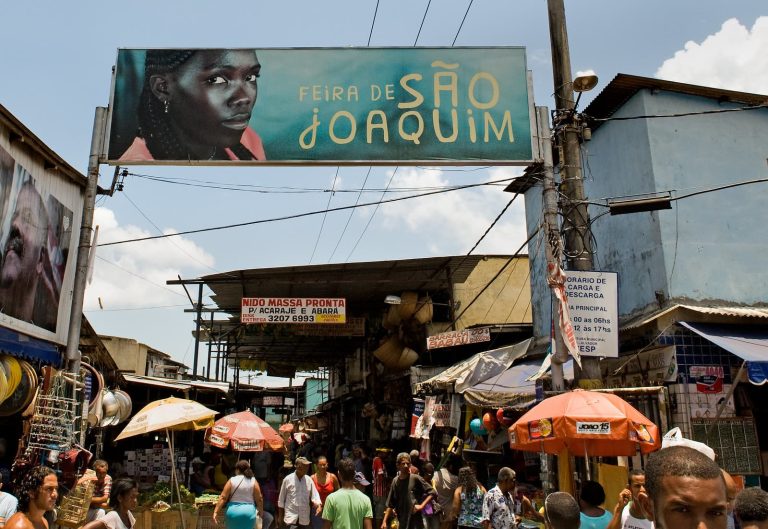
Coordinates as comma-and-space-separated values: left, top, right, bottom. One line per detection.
0, 137, 80, 345
241, 297, 346, 324
107, 47, 534, 166
565, 270, 618, 358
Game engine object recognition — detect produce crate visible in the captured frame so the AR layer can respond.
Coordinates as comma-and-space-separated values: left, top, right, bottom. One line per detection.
133, 508, 152, 529
152, 509, 199, 529
196, 505, 216, 529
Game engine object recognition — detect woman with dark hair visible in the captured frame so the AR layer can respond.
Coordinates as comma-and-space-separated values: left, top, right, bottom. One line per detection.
120, 49, 266, 162
213, 460, 265, 529
451, 467, 486, 529
80, 478, 138, 529
579, 480, 612, 529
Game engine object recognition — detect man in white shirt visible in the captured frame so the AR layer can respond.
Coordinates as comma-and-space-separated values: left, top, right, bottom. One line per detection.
606, 469, 653, 529
279, 457, 322, 529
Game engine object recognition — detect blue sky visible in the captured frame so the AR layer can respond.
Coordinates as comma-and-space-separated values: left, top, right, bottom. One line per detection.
1, 1, 765, 383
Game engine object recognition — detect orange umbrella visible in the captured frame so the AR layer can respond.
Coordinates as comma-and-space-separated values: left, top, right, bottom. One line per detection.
206, 411, 284, 451
508, 389, 660, 456
279, 423, 294, 433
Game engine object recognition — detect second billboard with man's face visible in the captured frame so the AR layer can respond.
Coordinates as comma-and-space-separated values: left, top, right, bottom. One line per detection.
106, 47, 534, 166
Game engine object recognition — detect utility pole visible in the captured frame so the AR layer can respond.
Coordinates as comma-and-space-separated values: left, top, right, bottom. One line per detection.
546, 0, 601, 383
66, 107, 107, 375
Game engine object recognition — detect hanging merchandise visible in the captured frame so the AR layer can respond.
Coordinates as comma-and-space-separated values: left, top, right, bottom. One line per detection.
57, 469, 96, 528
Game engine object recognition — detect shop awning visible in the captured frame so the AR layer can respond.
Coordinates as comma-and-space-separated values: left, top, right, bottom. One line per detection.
123, 374, 230, 394
680, 321, 768, 385
413, 338, 532, 394
462, 357, 574, 408
0, 326, 61, 366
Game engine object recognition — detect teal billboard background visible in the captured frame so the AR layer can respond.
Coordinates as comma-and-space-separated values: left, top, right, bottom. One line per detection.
107, 47, 533, 165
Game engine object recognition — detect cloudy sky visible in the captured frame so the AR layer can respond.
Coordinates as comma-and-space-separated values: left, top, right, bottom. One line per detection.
0, 2, 765, 382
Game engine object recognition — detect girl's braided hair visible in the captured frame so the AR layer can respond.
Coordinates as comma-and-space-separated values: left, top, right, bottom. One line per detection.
136, 49, 254, 160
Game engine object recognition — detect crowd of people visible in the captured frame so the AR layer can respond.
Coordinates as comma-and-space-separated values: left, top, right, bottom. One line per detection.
0, 444, 764, 529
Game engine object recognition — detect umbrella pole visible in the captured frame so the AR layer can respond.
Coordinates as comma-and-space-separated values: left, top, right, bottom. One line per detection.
584, 443, 591, 480
167, 429, 186, 529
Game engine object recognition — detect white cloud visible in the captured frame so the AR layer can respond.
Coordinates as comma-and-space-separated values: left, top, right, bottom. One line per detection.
85, 207, 215, 310
377, 167, 528, 255
656, 17, 768, 93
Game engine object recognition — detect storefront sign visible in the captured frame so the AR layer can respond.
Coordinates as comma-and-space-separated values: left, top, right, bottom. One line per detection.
601, 346, 677, 388
426, 327, 491, 349
690, 365, 724, 393
241, 297, 346, 324
565, 270, 618, 358
107, 47, 534, 166
294, 317, 365, 336
411, 398, 425, 437
262, 396, 283, 406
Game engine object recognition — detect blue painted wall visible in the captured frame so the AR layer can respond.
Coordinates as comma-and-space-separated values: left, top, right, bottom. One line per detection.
305, 377, 328, 414
524, 88, 768, 338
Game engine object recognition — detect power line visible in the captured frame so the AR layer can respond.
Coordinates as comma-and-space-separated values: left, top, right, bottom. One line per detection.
98, 177, 513, 247
94, 255, 189, 298
414, 0, 433, 46
452, 0, 475, 46
345, 167, 399, 261
587, 103, 767, 123
328, 167, 373, 263
309, 167, 340, 264
84, 303, 189, 312
121, 191, 222, 274
453, 225, 540, 323
367, 0, 380, 46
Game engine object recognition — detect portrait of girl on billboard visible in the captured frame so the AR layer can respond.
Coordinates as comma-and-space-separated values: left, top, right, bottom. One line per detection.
119, 49, 266, 162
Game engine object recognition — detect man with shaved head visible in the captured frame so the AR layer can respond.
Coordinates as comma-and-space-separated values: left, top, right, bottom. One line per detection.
637, 446, 727, 529
734, 487, 768, 529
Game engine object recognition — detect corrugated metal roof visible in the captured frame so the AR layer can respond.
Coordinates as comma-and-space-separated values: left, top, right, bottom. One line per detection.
584, 74, 768, 132
621, 304, 768, 331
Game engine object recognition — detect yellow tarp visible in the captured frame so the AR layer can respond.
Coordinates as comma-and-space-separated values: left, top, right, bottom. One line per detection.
597, 462, 628, 509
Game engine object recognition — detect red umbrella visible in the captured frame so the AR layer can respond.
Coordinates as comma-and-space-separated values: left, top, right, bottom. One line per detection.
205, 411, 284, 451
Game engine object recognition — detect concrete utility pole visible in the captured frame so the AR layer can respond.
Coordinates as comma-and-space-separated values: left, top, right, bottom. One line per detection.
66, 107, 107, 375
546, 0, 601, 383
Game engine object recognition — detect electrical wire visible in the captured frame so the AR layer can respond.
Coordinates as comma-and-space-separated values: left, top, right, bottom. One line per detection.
328, 167, 373, 263
84, 303, 189, 312
309, 167, 340, 264
466, 195, 518, 256
452, 225, 541, 323
344, 167, 398, 261
128, 171, 484, 194
587, 103, 767, 123
414, 0, 432, 46
452, 0, 475, 46
121, 191, 222, 274
98, 176, 513, 247
367, 0, 380, 46
94, 255, 189, 298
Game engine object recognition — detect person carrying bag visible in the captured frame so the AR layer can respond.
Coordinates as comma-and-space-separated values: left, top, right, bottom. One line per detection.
214, 460, 266, 529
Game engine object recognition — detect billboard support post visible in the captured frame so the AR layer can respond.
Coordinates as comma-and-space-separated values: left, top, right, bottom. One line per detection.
65, 107, 107, 375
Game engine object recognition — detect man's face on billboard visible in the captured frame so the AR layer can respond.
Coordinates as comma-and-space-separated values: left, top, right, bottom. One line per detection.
165, 50, 261, 151
1, 184, 46, 288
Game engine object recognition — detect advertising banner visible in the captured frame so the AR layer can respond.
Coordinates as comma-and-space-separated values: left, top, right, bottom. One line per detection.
426, 326, 491, 349
0, 138, 80, 346
241, 297, 346, 324
107, 47, 534, 165
565, 270, 619, 358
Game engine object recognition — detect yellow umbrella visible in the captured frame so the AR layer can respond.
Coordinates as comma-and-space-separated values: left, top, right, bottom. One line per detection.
116, 397, 217, 529
115, 396, 217, 440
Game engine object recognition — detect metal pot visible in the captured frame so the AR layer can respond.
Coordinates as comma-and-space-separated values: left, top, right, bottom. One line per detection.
113, 390, 132, 424
100, 390, 120, 426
